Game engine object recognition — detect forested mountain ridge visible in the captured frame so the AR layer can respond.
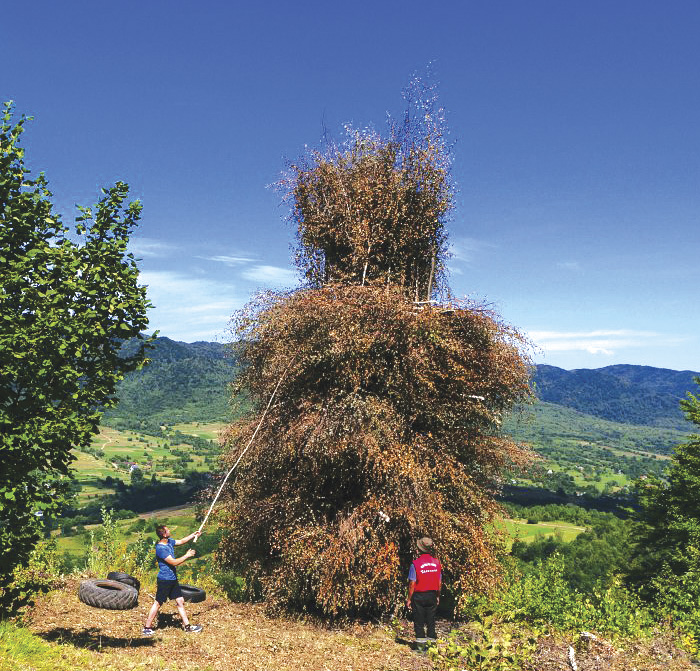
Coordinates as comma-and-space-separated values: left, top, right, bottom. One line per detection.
105, 337, 700, 440
533, 364, 699, 431
103, 336, 239, 426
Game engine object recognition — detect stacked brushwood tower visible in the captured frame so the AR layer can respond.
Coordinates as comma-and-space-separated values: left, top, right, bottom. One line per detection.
217, 78, 534, 617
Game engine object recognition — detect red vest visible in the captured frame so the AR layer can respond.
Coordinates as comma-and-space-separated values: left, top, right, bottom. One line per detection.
412, 554, 441, 592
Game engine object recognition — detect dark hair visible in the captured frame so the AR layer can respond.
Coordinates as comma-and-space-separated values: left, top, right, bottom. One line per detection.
155, 525, 168, 539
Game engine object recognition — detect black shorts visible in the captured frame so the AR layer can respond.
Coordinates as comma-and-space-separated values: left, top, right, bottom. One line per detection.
155, 579, 183, 604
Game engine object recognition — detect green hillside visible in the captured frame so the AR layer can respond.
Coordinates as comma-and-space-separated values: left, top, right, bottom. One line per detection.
506, 400, 689, 456
99, 337, 698, 501
533, 364, 699, 430
103, 336, 242, 427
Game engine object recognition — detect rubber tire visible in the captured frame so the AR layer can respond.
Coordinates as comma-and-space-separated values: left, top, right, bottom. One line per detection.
107, 571, 141, 592
179, 584, 206, 603
78, 579, 139, 610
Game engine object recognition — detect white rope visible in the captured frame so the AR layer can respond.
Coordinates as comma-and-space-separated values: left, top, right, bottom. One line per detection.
194, 365, 291, 540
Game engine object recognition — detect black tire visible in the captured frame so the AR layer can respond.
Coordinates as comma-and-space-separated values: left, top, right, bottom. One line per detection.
107, 571, 141, 592
179, 584, 206, 603
78, 579, 139, 610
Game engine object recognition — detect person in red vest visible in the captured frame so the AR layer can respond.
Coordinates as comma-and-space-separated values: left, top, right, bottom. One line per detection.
405, 536, 442, 644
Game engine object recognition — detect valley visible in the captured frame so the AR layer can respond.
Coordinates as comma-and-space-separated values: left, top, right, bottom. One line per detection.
47, 336, 700, 573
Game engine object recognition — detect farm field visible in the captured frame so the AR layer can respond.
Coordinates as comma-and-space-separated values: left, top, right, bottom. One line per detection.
171, 421, 228, 441
68, 425, 221, 506
54, 503, 205, 563
494, 517, 586, 549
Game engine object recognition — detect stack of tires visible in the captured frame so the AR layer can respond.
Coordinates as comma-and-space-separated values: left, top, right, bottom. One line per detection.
78, 572, 206, 609
78, 572, 140, 610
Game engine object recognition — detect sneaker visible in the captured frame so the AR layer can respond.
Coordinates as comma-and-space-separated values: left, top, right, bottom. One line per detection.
184, 624, 202, 633
142, 627, 155, 636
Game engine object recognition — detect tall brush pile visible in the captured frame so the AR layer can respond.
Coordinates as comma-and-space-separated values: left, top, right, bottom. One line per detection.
216, 76, 533, 617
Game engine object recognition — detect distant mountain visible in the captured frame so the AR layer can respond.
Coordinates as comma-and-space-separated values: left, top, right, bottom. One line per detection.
532, 364, 699, 431
105, 337, 699, 441
103, 337, 240, 426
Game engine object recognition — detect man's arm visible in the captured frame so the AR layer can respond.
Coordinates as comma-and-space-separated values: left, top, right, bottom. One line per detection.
164, 548, 196, 566
406, 580, 415, 609
174, 531, 202, 546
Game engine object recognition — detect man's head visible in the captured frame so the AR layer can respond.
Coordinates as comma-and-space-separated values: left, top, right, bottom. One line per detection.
417, 537, 434, 554
156, 525, 170, 540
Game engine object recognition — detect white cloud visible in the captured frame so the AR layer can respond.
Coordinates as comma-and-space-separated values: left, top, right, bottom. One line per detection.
139, 270, 244, 341
530, 329, 660, 340
128, 237, 178, 258
528, 329, 664, 356
241, 265, 297, 286
200, 255, 256, 266
556, 261, 581, 272
449, 237, 497, 265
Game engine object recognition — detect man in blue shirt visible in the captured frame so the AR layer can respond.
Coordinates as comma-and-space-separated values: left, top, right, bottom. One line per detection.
142, 524, 202, 636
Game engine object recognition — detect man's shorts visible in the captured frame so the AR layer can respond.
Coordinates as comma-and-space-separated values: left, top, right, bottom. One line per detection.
155, 579, 183, 604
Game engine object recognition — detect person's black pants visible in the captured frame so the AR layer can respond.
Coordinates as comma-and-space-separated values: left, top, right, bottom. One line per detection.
411, 590, 438, 640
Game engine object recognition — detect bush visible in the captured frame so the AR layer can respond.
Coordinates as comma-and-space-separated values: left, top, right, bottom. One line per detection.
464, 554, 655, 640
1, 540, 64, 618
428, 621, 538, 671
649, 545, 700, 652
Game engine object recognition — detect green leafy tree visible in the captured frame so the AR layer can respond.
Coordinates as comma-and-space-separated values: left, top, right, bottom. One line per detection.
628, 379, 700, 599
0, 102, 151, 614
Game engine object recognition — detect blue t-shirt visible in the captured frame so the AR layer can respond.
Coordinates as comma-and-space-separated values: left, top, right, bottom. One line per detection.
155, 538, 177, 580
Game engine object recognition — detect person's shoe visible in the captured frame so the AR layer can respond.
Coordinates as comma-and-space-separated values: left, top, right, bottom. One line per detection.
142, 627, 155, 636
184, 624, 202, 633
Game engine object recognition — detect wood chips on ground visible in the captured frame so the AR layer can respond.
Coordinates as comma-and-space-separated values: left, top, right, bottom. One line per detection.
24, 581, 700, 671
26, 580, 429, 671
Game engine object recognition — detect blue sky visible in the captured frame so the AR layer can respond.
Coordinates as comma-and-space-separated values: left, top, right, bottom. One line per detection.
4, 1, 700, 371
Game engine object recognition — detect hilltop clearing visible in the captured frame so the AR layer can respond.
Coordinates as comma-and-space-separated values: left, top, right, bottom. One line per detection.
6, 580, 697, 671
22, 579, 427, 671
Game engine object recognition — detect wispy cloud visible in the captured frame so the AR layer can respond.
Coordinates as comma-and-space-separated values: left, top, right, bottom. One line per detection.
200, 254, 256, 266
241, 265, 297, 286
556, 261, 581, 272
200, 254, 297, 287
449, 237, 497, 265
139, 270, 244, 341
529, 329, 664, 356
128, 237, 178, 258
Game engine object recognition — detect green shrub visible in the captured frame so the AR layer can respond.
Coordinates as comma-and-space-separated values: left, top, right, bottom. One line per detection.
428, 620, 538, 671
649, 545, 700, 653
464, 554, 655, 639
213, 570, 246, 602
1, 540, 63, 619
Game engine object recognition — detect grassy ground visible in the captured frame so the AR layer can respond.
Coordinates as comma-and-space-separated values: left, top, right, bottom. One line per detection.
68, 424, 221, 507
171, 422, 227, 441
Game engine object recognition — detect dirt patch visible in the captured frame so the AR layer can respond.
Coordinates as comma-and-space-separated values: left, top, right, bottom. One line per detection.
27, 580, 430, 671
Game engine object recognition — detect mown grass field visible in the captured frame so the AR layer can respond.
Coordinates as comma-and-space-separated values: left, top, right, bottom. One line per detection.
494, 517, 585, 549
54, 504, 202, 561
68, 424, 222, 506
171, 422, 227, 441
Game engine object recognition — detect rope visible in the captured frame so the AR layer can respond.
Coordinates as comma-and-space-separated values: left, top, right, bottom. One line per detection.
194, 363, 292, 540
